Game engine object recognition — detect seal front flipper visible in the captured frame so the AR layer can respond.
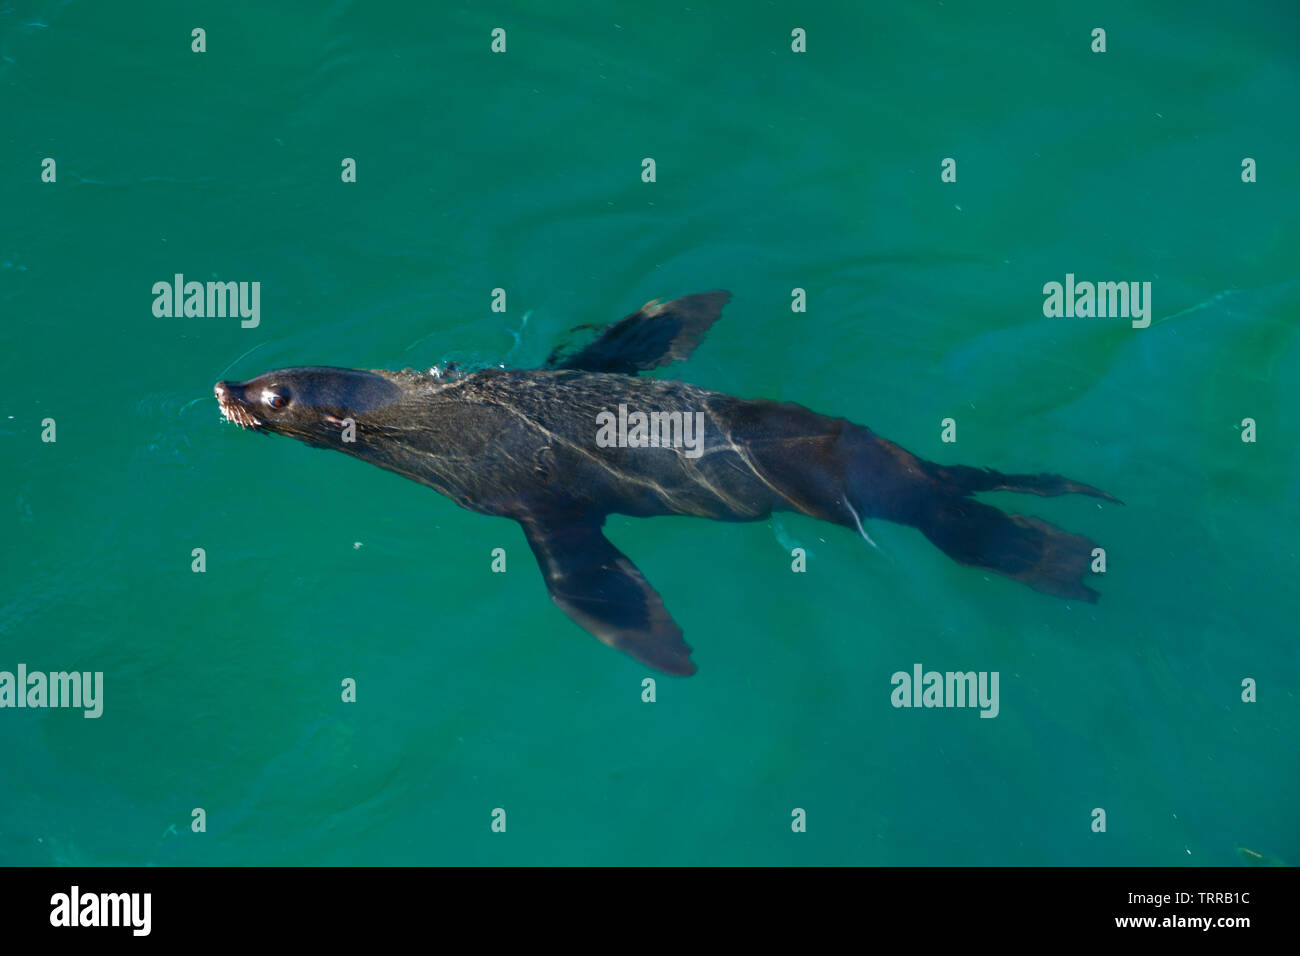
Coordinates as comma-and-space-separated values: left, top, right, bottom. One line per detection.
544, 290, 731, 374
519, 516, 696, 676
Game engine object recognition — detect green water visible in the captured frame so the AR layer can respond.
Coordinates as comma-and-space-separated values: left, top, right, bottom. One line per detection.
2, 0, 1297, 866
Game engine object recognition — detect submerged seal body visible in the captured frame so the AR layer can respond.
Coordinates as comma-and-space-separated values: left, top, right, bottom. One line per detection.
215, 292, 1118, 675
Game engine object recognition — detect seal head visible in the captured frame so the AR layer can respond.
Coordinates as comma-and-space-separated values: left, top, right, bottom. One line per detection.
215, 366, 402, 444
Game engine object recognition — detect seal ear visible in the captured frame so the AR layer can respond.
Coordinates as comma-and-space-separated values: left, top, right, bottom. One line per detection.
544, 291, 731, 374
519, 515, 696, 676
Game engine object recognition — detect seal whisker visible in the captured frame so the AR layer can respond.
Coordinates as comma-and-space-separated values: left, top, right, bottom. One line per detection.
216, 341, 271, 381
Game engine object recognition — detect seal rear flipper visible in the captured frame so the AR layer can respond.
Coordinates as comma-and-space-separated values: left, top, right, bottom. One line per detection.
519, 517, 696, 676
544, 291, 731, 374
927, 463, 1122, 504
915, 497, 1101, 602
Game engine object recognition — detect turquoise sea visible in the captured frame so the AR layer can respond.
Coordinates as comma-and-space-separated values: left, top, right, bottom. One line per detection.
1, 1, 1296, 865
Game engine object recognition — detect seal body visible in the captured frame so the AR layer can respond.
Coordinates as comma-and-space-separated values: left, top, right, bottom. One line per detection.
215, 292, 1118, 675
337, 368, 859, 524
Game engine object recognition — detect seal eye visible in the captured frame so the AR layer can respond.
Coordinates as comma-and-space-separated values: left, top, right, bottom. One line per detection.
263, 388, 289, 410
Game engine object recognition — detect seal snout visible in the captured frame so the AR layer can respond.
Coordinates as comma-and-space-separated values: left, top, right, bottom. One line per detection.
214, 380, 261, 429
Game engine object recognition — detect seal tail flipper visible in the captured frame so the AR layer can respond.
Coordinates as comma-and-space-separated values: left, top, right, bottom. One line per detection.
519, 516, 696, 675
916, 462, 1117, 598
912, 496, 1102, 602
926, 463, 1123, 504
544, 290, 731, 374
833, 428, 1114, 601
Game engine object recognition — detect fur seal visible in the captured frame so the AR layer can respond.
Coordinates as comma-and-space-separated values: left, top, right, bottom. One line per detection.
215, 292, 1118, 675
